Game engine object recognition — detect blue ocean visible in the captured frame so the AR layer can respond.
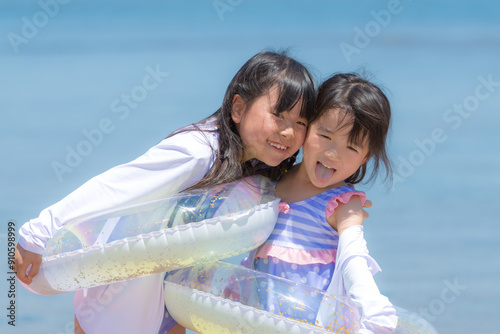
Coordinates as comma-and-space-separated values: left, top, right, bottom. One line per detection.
1, 1, 499, 333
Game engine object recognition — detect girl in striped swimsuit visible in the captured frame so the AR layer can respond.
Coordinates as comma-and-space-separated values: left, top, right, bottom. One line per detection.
251, 73, 398, 333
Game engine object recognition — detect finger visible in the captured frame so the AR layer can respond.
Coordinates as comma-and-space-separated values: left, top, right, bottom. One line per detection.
363, 209, 370, 219
15, 262, 30, 284
363, 200, 373, 208
27, 261, 40, 282
25, 264, 34, 284
14, 245, 28, 283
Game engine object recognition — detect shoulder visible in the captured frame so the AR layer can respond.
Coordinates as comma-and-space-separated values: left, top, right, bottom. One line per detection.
158, 127, 218, 158
325, 186, 366, 218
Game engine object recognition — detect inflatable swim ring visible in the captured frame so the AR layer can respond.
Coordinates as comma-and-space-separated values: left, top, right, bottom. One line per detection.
24, 176, 280, 295
164, 261, 439, 334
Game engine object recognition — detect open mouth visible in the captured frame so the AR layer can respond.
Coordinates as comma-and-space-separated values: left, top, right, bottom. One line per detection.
268, 140, 288, 152
315, 161, 336, 182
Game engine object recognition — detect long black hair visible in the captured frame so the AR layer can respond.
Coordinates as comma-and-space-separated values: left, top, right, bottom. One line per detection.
171, 50, 317, 191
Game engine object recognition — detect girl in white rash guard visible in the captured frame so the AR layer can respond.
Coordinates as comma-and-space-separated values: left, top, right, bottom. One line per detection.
251, 73, 398, 332
14, 50, 318, 334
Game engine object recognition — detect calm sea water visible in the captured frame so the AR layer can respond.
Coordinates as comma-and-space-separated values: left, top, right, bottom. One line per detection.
1, 1, 499, 333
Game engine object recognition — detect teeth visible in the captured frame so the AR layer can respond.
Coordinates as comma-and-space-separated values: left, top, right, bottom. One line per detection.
269, 141, 287, 151
320, 162, 334, 169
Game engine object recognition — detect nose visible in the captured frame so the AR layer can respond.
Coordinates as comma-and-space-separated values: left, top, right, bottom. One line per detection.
279, 121, 295, 139
324, 146, 339, 161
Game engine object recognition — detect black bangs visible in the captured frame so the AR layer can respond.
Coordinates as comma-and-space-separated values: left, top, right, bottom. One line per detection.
347, 119, 370, 149
334, 108, 369, 149
274, 66, 316, 121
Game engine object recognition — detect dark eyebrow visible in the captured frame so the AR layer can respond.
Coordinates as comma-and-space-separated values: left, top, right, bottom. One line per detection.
348, 137, 365, 149
316, 125, 334, 134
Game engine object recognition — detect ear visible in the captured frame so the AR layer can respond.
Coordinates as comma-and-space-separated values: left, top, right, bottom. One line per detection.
361, 154, 370, 165
231, 94, 245, 124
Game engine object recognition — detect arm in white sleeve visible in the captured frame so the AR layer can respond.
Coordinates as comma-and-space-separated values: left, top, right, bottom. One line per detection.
339, 226, 398, 333
19, 130, 218, 254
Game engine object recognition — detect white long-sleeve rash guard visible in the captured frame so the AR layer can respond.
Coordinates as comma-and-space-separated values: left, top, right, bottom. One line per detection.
19, 127, 218, 334
317, 225, 398, 333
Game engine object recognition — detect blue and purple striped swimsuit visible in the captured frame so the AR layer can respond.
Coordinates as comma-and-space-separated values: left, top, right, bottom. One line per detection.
253, 185, 365, 321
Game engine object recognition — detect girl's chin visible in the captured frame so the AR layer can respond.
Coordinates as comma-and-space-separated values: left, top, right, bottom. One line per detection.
266, 153, 294, 167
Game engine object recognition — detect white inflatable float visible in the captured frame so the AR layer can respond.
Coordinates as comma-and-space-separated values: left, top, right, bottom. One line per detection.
164, 261, 439, 334
24, 176, 280, 295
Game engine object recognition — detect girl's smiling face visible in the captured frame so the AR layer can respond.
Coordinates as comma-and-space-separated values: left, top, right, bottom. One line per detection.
231, 86, 308, 166
301, 109, 370, 188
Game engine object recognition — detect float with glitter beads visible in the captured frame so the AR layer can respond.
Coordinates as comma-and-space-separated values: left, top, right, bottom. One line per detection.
23, 176, 280, 295
164, 261, 439, 334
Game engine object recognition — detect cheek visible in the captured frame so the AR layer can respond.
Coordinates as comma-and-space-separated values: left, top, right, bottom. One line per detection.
302, 141, 317, 162
301, 136, 310, 150
293, 128, 307, 147
257, 115, 275, 133
304, 136, 321, 151
298, 128, 307, 143
242, 119, 263, 139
